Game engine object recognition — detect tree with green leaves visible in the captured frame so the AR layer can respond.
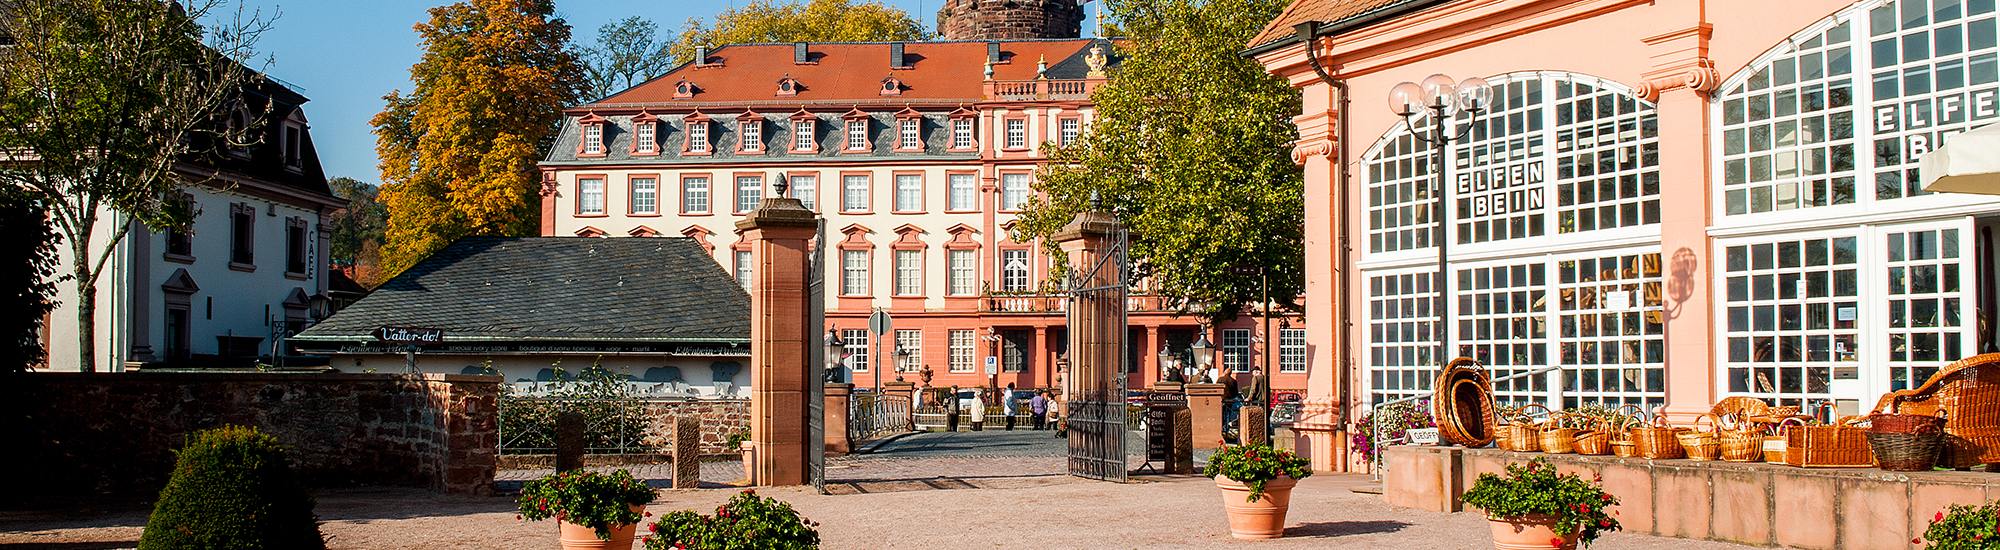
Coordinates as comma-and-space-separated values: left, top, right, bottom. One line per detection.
1014, 0, 1303, 322
578, 16, 675, 101
372, 0, 587, 279
0, 0, 273, 372
326, 176, 385, 282
670, 0, 926, 64
0, 187, 61, 372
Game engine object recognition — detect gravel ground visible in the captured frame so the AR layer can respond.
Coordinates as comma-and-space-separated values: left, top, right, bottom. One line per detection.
0, 431, 1794, 549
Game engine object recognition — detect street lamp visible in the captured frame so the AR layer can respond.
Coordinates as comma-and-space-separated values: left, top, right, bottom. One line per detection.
1388, 73, 1491, 364
1190, 331, 1216, 383
823, 329, 845, 383
894, 344, 912, 375
1158, 343, 1181, 383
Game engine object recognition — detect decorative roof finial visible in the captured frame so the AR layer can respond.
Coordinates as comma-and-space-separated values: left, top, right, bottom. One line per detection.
1089, 190, 1102, 211
984, 59, 994, 80
773, 172, 791, 198
1037, 54, 1048, 79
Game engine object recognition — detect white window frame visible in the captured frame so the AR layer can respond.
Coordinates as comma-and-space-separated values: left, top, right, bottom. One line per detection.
844, 329, 870, 372
1001, 249, 1031, 292
635, 123, 655, 153
948, 173, 977, 211
952, 119, 974, 149
846, 119, 868, 150
1005, 119, 1025, 149
842, 249, 870, 296
1060, 118, 1080, 146
896, 174, 922, 211
630, 177, 657, 215
736, 175, 762, 213
741, 119, 762, 152
689, 122, 709, 153
842, 175, 870, 212
895, 249, 922, 296
900, 118, 921, 149
1279, 328, 1307, 372
583, 124, 603, 155
791, 174, 817, 211
579, 178, 605, 215
1001, 173, 1031, 211
949, 329, 974, 372
895, 329, 922, 372
682, 176, 710, 214
1222, 329, 1252, 373
734, 250, 753, 288
948, 249, 976, 295
794, 120, 815, 151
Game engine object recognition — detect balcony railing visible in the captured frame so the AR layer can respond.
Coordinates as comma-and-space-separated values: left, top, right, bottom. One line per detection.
985, 78, 1102, 101
978, 293, 1174, 314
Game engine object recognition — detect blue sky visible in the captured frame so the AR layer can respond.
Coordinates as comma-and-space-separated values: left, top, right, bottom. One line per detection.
232, 0, 1101, 185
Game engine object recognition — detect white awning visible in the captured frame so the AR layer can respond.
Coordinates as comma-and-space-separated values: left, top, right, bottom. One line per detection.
1921, 122, 2000, 195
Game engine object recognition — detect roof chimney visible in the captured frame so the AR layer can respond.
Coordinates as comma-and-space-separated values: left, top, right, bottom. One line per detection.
695, 46, 708, 65
794, 42, 809, 64
987, 41, 1001, 63
890, 43, 906, 68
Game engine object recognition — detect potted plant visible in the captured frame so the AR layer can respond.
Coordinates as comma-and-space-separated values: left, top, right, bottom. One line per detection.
1461, 458, 1621, 550
644, 489, 819, 549
517, 469, 657, 550
1201, 442, 1314, 540
1918, 501, 2000, 549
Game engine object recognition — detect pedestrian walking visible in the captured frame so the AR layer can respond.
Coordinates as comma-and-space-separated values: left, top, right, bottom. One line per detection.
1030, 391, 1049, 430
945, 385, 960, 432
1003, 383, 1019, 430
968, 387, 987, 431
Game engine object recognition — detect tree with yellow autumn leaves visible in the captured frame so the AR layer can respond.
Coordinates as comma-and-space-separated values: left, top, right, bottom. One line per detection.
669, 0, 927, 63
372, 0, 587, 278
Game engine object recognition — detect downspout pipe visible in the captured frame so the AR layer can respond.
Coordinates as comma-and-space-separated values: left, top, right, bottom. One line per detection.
1289, 22, 1359, 471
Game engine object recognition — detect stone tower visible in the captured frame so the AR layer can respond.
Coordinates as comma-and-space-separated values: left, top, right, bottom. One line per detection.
936, 0, 1084, 40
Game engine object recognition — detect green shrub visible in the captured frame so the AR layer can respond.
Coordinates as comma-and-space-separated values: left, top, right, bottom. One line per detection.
1919, 501, 2000, 549
138, 426, 325, 550
644, 489, 818, 550
1461, 458, 1621, 548
1200, 443, 1312, 502
517, 469, 657, 540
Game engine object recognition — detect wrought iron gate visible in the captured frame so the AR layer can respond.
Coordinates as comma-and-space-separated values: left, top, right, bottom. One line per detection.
807, 219, 827, 492
1065, 216, 1129, 482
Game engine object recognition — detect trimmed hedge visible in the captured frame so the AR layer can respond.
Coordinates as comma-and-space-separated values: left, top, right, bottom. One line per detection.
138, 426, 326, 550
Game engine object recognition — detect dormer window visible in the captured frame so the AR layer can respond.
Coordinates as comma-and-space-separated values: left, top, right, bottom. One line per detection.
630, 112, 660, 155
683, 111, 712, 155
575, 113, 608, 157
948, 107, 978, 151
673, 78, 696, 99
893, 107, 923, 152
738, 111, 764, 153
880, 76, 904, 96
583, 124, 604, 154
776, 76, 801, 97
278, 107, 308, 171
846, 119, 867, 151
790, 110, 818, 153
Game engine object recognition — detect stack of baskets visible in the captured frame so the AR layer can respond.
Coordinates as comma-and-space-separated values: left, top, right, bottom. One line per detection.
1499, 404, 1549, 452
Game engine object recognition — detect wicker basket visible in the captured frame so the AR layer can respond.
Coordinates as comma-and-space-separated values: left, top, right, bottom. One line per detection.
1575, 426, 1612, 455
1866, 411, 1947, 471
1610, 439, 1638, 458
1719, 428, 1765, 462
1539, 412, 1583, 454
1678, 415, 1721, 461
1434, 358, 1499, 448
1763, 418, 1801, 463
1632, 418, 1687, 460
1502, 404, 1549, 452
1786, 415, 1875, 468
1867, 354, 2000, 469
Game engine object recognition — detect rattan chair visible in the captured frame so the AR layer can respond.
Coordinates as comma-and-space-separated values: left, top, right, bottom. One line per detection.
1870, 353, 2000, 468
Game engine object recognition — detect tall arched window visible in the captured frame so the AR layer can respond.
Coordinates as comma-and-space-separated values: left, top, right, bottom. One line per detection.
1357, 72, 1666, 409
1712, 0, 2000, 407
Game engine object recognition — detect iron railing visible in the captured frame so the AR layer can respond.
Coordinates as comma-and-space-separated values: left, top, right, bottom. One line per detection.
850, 393, 912, 445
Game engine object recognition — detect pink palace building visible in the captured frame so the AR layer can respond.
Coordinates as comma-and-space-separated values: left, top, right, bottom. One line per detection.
536, 2, 1308, 396
1252, 0, 2000, 471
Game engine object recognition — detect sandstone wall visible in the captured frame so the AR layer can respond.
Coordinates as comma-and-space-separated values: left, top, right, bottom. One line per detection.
14, 372, 501, 496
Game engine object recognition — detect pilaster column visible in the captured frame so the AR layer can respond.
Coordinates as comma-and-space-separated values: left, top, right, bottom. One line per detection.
1639, 21, 1721, 419
736, 191, 818, 486
538, 171, 560, 237
1144, 324, 1161, 389
1032, 325, 1048, 389
823, 383, 854, 456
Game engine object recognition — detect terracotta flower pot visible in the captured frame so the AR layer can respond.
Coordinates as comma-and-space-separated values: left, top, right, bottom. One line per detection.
1214, 475, 1296, 540
557, 505, 645, 550
1487, 513, 1580, 550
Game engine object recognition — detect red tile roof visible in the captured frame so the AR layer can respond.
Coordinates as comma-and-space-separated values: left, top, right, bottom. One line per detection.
1245, 0, 1432, 52
594, 40, 1106, 108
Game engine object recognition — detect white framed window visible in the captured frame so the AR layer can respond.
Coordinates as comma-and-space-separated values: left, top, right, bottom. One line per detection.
689, 122, 709, 153
635, 123, 655, 153
895, 329, 921, 372
734, 250, 753, 288
1881, 224, 1974, 392
844, 329, 870, 372
842, 175, 869, 212
895, 249, 922, 295
1001, 173, 1031, 211
1222, 329, 1251, 373
1001, 249, 1030, 292
895, 174, 922, 211
1549, 253, 1664, 409
794, 120, 814, 151
740, 118, 762, 152
952, 119, 974, 149
948, 249, 976, 295
579, 178, 605, 215
583, 124, 603, 154
1364, 268, 1438, 405
1279, 328, 1307, 372
949, 329, 974, 372
1060, 118, 1080, 146
682, 176, 709, 214
846, 119, 868, 150
899, 118, 920, 149
791, 174, 816, 210
630, 177, 657, 215
735, 175, 762, 213
842, 250, 869, 295
1720, 233, 1860, 407
1005, 119, 1025, 149
948, 174, 976, 211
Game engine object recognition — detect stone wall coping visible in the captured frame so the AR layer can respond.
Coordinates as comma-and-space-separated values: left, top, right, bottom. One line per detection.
1416, 445, 2000, 485
29, 372, 505, 383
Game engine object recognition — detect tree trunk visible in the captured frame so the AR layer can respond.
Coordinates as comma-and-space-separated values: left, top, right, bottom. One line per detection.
74, 264, 95, 373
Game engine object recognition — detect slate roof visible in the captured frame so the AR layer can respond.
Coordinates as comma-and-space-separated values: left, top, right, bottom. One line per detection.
1244, 0, 1445, 54
293, 237, 750, 344
593, 38, 1122, 107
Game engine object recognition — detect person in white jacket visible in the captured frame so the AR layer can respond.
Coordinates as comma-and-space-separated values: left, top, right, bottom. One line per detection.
1002, 383, 1019, 430
968, 387, 987, 431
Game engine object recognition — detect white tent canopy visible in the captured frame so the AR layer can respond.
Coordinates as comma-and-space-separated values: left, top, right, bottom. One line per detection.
1922, 122, 2000, 195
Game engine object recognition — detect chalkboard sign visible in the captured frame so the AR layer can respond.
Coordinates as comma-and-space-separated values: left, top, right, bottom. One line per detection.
1147, 408, 1172, 461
